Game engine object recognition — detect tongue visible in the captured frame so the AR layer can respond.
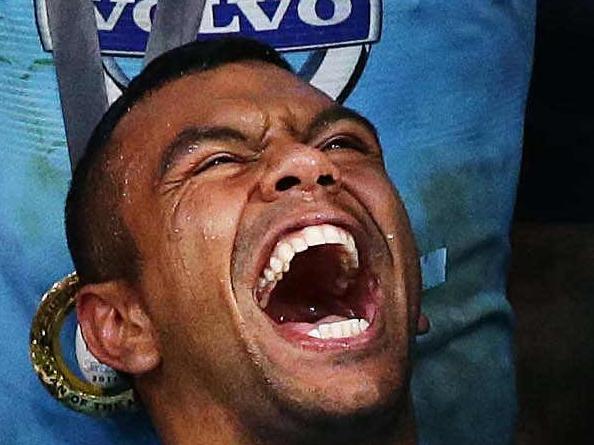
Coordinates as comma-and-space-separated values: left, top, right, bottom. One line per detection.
317, 315, 349, 324
276, 315, 349, 336
265, 296, 356, 324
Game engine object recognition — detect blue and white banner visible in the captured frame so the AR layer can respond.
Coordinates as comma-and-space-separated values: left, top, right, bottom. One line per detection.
36, 0, 381, 55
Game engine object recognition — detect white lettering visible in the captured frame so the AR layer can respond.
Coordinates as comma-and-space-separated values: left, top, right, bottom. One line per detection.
93, 0, 134, 32
297, 0, 352, 27
92, 0, 354, 37
199, 0, 240, 34
133, 0, 157, 33
230, 0, 290, 32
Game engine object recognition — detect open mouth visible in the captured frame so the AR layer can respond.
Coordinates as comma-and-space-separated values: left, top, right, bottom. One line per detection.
254, 224, 379, 343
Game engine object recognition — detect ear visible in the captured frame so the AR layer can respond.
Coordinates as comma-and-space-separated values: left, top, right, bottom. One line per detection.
76, 281, 160, 374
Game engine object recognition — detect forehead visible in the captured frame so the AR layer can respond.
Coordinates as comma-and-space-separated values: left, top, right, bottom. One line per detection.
112, 62, 333, 154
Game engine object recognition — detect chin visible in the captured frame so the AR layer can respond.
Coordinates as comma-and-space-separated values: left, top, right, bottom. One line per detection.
249, 359, 412, 444
269, 357, 411, 419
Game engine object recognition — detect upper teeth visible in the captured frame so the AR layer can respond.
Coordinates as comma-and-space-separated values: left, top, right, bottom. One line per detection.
257, 224, 359, 309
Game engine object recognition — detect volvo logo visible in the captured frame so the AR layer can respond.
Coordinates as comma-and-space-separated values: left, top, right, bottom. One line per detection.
35, 0, 382, 102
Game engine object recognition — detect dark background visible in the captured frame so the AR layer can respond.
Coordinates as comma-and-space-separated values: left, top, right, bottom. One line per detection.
509, 1, 594, 443
515, 0, 594, 222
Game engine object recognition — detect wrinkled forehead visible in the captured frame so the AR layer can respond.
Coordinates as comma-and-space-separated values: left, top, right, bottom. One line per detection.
111, 62, 333, 163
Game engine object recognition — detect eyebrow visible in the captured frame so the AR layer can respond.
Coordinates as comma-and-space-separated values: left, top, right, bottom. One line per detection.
159, 126, 247, 178
305, 105, 380, 143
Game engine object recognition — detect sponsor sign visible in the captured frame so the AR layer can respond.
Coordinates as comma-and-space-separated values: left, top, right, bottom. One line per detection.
35, 0, 382, 101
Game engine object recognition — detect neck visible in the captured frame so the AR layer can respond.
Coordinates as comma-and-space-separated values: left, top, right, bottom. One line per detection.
140, 381, 417, 445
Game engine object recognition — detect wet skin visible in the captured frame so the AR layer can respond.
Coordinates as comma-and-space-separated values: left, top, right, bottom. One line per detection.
77, 61, 421, 445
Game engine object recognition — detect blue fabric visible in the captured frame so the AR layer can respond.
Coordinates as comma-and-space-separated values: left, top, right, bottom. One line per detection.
0, 1, 534, 444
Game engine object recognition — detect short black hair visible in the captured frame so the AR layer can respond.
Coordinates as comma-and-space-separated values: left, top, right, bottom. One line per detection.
65, 37, 293, 285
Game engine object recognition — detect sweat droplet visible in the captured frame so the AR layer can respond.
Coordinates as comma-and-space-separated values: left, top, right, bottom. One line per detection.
387, 233, 395, 241
301, 191, 314, 202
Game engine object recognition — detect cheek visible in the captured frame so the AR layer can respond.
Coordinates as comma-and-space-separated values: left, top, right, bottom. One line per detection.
134, 180, 248, 315
167, 182, 248, 282
343, 163, 406, 230
343, 164, 420, 305
144, 183, 251, 365
175, 189, 242, 239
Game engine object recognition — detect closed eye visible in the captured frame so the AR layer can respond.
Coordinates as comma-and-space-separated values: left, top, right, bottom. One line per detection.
321, 136, 367, 153
192, 153, 239, 175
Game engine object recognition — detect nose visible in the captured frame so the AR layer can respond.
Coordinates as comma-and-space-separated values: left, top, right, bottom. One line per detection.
259, 144, 342, 202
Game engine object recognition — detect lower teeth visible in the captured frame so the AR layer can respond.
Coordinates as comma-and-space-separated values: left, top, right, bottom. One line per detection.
307, 318, 370, 339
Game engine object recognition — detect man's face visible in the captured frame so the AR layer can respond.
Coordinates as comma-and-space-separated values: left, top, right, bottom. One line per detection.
112, 61, 420, 427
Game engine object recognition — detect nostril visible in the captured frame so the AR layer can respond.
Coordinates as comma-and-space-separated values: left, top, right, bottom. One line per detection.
317, 174, 335, 187
275, 176, 301, 192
